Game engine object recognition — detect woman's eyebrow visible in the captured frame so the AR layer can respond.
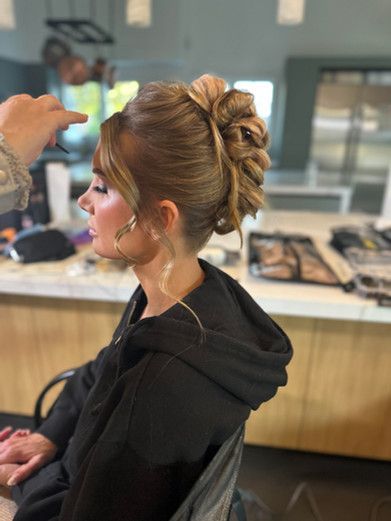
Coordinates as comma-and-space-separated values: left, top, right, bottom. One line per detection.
92, 167, 106, 177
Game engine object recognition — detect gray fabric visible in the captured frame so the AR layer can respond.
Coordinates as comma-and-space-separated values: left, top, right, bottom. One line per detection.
0, 150, 18, 215
170, 425, 245, 521
0, 487, 17, 521
0, 134, 31, 213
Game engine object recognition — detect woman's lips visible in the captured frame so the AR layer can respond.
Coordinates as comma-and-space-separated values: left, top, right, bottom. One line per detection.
88, 223, 97, 237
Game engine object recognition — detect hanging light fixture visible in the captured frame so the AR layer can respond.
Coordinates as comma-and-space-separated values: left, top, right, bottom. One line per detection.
0, 0, 16, 29
126, 0, 152, 28
277, 0, 306, 25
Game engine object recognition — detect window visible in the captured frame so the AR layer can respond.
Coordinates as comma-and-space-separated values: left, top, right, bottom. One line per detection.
105, 81, 139, 117
60, 81, 140, 150
61, 82, 102, 146
233, 80, 274, 129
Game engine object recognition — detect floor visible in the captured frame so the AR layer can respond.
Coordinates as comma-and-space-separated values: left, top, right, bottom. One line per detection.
237, 443, 391, 521
1, 414, 390, 521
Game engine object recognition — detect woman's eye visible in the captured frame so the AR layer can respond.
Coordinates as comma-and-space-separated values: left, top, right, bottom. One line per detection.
93, 184, 108, 194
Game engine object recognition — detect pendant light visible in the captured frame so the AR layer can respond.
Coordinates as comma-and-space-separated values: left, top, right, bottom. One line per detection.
0, 0, 16, 29
277, 0, 306, 25
126, 0, 152, 27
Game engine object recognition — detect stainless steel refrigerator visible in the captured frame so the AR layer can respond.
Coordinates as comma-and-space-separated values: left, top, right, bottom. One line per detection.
309, 70, 391, 214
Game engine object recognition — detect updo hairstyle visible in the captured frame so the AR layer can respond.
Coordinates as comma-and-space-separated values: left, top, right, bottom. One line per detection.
99, 74, 270, 259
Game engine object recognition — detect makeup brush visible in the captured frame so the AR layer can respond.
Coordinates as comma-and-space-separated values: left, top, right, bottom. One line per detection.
55, 142, 70, 154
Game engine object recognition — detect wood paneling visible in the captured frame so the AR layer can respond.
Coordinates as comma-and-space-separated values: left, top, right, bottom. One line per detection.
0, 295, 124, 415
297, 319, 391, 460
245, 316, 314, 449
1, 294, 391, 460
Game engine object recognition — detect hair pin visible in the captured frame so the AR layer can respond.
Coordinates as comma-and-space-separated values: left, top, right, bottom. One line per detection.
55, 142, 70, 154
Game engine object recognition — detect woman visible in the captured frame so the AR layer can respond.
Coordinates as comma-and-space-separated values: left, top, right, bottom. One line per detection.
0, 75, 292, 520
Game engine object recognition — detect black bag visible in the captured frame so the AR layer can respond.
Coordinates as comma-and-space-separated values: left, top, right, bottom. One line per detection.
9, 229, 75, 263
330, 226, 391, 305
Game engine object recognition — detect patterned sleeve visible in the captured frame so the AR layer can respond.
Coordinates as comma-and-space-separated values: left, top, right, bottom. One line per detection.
0, 133, 32, 213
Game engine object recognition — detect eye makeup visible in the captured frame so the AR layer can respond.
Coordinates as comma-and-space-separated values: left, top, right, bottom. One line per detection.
93, 181, 108, 194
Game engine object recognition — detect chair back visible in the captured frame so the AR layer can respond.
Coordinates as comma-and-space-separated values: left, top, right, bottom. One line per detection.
34, 369, 76, 428
170, 425, 245, 521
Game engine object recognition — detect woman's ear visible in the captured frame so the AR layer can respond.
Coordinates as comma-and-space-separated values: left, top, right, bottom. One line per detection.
158, 200, 180, 234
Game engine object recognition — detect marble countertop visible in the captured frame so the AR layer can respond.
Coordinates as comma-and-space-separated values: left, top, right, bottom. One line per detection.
0, 211, 390, 324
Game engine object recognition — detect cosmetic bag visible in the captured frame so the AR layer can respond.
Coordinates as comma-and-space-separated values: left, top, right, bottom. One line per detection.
249, 232, 345, 287
9, 229, 75, 263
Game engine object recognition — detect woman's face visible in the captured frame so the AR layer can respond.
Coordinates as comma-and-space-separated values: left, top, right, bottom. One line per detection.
78, 143, 156, 262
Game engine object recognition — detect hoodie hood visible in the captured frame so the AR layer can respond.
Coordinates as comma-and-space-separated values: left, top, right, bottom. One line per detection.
126, 259, 293, 411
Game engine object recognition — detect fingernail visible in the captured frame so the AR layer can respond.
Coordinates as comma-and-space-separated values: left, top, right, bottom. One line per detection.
7, 476, 17, 487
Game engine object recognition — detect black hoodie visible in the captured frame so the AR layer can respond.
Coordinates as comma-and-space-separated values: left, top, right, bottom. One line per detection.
13, 259, 292, 521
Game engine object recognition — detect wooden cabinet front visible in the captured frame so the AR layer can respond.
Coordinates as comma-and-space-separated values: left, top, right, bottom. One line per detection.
1, 294, 390, 460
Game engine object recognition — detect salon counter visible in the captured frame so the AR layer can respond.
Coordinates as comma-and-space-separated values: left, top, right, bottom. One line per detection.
0, 211, 389, 323
1, 211, 390, 461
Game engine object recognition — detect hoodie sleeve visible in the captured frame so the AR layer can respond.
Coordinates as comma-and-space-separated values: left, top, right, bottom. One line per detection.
11, 346, 116, 518
0, 135, 31, 213
36, 346, 110, 449
13, 353, 207, 521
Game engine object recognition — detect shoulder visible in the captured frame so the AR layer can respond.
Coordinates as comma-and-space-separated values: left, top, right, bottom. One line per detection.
181, 260, 272, 342
191, 259, 261, 315
120, 351, 244, 465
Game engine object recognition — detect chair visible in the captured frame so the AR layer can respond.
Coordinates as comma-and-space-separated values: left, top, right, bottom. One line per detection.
169, 425, 246, 521
33, 369, 76, 428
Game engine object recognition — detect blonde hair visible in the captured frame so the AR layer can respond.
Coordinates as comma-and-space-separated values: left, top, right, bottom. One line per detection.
99, 74, 270, 324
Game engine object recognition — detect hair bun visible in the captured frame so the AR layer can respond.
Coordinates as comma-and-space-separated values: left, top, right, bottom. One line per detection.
189, 75, 271, 244
189, 74, 270, 164
189, 74, 226, 114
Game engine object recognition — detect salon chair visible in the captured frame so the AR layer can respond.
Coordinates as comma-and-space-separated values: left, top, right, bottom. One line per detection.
34, 368, 77, 428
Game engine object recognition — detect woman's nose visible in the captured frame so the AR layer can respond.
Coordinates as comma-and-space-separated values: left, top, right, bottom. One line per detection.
78, 191, 92, 214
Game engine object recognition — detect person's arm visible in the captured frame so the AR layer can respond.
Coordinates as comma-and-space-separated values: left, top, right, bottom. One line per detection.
14, 353, 225, 521
36, 355, 106, 449
0, 361, 103, 494
0, 94, 87, 214
0, 345, 112, 492
2, 295, 134, 489
7, 359, 103, 515
36, 297, 135, 450
0, 131, 31, 213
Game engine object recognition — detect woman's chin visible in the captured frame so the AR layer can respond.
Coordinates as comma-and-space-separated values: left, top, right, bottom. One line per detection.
90, 242, 119, 260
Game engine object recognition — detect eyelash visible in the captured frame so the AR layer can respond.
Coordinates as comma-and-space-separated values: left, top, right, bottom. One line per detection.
93, 184, 108, 194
